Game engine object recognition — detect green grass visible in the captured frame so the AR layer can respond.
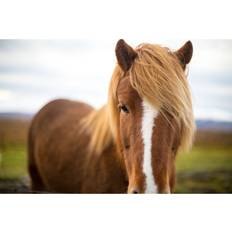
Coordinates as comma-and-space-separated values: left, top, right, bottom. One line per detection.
0, 142, 232, 193
175, 146, 232, 193
176, 146, 232, 173
0, 144, 27, 179
1, 117, 232, 192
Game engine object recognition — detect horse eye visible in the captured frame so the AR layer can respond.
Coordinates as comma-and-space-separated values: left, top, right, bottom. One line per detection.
172, 146, 177, 153
118, 104, 129, 113
125, 144, 130, 150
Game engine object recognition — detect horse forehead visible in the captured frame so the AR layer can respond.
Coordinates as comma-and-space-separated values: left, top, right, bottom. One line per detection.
117, 76, 141, 103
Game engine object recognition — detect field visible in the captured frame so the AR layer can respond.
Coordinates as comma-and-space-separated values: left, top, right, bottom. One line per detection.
0, 117, 232, 193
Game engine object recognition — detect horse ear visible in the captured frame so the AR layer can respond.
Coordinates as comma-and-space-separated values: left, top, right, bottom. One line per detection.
175, 41, 193, 69
115, 39, 137, 72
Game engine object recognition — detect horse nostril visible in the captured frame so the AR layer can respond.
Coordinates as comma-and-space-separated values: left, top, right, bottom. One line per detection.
132, 189, 139, 194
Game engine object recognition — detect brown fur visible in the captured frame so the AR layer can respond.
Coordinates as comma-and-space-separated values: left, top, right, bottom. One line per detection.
174, 41, 193, 69
28, 99, 127, 193
28, 40, 195, 193
115, 39, 137, 72
116, 77, 180, 193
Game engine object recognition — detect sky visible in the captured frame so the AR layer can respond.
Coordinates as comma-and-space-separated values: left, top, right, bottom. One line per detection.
0, 39, 231, 121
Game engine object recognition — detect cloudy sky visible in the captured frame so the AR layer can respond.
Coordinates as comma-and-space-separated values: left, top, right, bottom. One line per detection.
0, 39, 231, 121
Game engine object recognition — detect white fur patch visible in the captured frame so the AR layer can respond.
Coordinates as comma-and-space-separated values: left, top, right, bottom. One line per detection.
141, 99, 158, 193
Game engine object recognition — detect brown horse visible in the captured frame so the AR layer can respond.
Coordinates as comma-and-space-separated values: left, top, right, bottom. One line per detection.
28, 39, 195, 193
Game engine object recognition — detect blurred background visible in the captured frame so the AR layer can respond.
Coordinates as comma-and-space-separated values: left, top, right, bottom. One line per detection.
0, 39, 231, 193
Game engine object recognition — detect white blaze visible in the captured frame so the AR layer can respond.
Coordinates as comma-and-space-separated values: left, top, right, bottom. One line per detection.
141, 99, 158, 193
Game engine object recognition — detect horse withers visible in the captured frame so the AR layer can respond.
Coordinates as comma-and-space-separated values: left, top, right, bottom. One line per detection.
28, 39, 195, 193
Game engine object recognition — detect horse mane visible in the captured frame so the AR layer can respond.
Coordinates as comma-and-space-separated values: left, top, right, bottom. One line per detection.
81, 105, 114, 155
82, 43, 195, 156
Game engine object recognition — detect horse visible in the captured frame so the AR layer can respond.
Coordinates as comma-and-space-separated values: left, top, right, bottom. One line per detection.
27, 39, 195, 193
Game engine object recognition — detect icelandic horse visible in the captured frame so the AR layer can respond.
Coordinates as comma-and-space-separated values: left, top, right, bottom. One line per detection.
28, 39, 195, 193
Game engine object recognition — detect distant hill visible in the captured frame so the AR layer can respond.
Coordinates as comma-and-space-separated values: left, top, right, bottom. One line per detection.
0, 113, 232, 132
196, 120, 232, 132
0, 112, 33, 120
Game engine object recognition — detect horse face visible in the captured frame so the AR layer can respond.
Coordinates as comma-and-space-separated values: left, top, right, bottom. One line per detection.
115, 39, 193, 193
117, 77, 179, 193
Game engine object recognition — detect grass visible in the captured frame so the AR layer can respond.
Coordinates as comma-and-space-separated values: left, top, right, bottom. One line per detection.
0, 118, 29, 180
0, 144, 27, 179
0, 143, 232, 193
176, 146, 232, 173
175, 146, 232, 193
0, 117, 232, 193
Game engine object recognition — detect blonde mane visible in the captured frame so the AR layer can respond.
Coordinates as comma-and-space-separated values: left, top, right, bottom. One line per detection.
81, 105, 113, 155
82, 43, 195, 155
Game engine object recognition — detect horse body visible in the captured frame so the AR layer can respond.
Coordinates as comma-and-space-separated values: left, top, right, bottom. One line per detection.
28, 99, 127, 193
28, 39, 195, 193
